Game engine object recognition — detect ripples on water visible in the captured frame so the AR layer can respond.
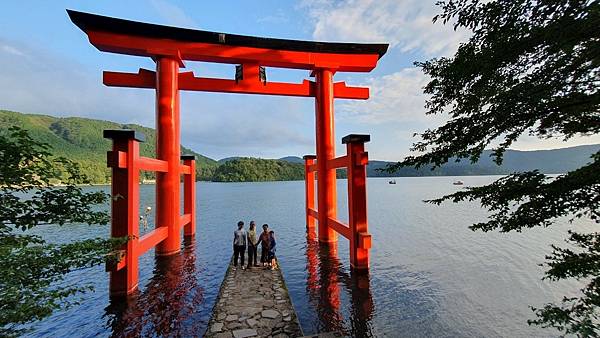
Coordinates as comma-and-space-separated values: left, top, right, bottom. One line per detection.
24, 177, 590, 337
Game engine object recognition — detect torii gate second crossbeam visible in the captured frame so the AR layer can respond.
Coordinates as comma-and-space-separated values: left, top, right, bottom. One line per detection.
68, 9, 388, 297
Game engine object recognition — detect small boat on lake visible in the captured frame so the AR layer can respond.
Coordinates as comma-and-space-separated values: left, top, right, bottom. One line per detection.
389, 180, 397, 184
453, 180, 464, 185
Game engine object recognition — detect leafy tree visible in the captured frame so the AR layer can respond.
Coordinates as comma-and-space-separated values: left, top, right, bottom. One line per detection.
0, 126, 118, 336
389, 0, 600, 335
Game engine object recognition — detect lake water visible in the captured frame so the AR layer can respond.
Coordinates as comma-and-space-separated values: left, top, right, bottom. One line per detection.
24, 176, 588, 337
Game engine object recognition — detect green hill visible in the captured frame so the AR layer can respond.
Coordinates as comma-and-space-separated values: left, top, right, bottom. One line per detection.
0, 110, 218, 183
212, 157, 304, 182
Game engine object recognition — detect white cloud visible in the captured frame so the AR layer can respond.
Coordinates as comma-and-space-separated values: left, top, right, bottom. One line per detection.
338, 67, 436, 124
0, 39, 153, 123
301, 0, 469, 56
178, 92, 314, 159
257, 9, 289, 24
335, 66, 600, 160
149, 0, 198, 28
1, 44, 25, 57
510, 134, 600, 152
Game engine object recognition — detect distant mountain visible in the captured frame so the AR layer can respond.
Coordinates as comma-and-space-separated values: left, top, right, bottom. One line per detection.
0, 110, 218, 183
477, 146, 600, 173
276, 145, 600, 178
278, 156, 303, 164
218, 157, 241, 164
220, 156, 304, 164
368, 145, 600, 177
197, 145, 600, 181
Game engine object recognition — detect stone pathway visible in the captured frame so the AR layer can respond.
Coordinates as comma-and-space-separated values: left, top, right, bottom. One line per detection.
205, 261, 303, 338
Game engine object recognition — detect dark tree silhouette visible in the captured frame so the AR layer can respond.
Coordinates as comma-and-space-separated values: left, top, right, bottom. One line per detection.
0, 126, 119, 336
389, 0, 600, 335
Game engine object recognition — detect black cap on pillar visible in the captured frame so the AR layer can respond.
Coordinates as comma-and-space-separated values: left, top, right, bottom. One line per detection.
342, 134, 370, 144
103, 129, 146, 142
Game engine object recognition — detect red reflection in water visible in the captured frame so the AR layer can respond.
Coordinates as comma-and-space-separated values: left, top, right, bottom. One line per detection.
104, 240, 205, 337
305, 235, 375, 336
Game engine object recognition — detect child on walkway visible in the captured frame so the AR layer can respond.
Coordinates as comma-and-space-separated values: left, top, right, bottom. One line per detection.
268, 230, 277, 270
232, 221, 247, 269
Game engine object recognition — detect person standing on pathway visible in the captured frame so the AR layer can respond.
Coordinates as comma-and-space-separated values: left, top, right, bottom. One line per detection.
246, 221, 259, 269
268, 230, 277, 270
257, 224, 271, 267
233, 221, 247, 269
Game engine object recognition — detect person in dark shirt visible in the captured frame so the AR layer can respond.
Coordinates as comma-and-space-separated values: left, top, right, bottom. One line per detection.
257, 224, 271, 267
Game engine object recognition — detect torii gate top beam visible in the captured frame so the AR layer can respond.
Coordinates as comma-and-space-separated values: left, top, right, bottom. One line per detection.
67, 10, 388, 72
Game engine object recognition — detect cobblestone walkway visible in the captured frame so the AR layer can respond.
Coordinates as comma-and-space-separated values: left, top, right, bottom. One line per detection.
205, 262, 303, 338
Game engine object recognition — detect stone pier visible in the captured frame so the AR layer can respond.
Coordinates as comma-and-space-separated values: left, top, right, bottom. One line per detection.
205, 261, 303, 338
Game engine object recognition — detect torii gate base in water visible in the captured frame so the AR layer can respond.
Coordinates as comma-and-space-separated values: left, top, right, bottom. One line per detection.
68, 10, 388, 298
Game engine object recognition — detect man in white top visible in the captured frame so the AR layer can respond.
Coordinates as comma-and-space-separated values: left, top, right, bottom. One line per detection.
233, 221, 247, 269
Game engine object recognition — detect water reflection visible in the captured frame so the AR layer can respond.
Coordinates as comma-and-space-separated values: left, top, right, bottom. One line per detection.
104, 240, 205, 337
305, 236, 375, 337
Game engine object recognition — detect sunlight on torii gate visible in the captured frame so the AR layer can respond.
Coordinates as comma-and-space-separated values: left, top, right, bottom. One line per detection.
68, 10, 388, 297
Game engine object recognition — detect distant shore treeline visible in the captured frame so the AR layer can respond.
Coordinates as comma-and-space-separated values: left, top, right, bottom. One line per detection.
1, 110, 598, 183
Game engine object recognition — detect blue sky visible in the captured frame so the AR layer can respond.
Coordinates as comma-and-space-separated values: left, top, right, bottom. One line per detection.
1, 0, 598, 161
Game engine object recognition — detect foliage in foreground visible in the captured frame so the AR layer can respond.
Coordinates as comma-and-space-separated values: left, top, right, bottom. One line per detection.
389, 0, 600, 335
0, 126, 118, 336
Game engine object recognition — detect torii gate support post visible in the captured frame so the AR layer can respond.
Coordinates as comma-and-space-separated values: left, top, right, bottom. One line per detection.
303, 134, 372, 272
105, 130, 143, 297
315, 69, 338, 243
182, 155, 196, 239
155, 57, 182, 256
344, 135, 371, 271
103, 129, 197, 297
303, 155, 317, 237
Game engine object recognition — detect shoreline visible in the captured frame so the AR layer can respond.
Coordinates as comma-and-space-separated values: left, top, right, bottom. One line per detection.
38, 173, 568, 187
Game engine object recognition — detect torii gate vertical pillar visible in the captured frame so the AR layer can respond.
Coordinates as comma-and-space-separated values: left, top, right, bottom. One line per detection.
315, 69, 338, 243
155, 57, 181, 256
303, 155, 317, 238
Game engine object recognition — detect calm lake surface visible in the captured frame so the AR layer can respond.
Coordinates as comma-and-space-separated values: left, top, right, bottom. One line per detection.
25, 176, 589, 337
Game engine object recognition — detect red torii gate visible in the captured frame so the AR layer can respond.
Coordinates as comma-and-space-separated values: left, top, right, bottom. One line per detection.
68, 10, 388, 297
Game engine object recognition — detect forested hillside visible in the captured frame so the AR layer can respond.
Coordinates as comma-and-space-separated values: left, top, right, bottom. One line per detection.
0, 110, 218, 183
212, 157, 304, 182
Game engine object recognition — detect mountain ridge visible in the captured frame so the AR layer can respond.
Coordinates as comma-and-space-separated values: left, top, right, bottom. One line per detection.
2, 109, 598, 182
363, 144, 600, 177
